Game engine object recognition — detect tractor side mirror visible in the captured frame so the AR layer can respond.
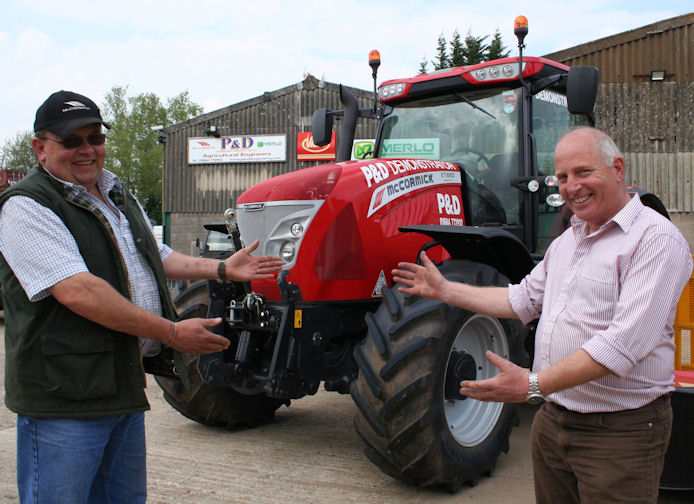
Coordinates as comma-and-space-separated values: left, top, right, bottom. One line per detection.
311, 108, 334, 147
567, 66, 599, 116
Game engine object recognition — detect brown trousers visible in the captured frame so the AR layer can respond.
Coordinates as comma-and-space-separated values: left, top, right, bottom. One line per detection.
531, 395, 672, 504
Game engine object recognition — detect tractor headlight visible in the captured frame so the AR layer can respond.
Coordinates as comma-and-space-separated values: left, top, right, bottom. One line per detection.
280, 241, 296, 263
290, 223, 304, 237
236, 200, 324, 270
378, 82, 407, 100
472, 62, 522, 81
544, 175, 559, 187
546, 193, 565, 207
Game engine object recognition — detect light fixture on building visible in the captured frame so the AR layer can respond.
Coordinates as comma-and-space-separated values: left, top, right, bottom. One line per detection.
650, 70, 666, 81
150, 125, 166, 144
205, 122, 220, 137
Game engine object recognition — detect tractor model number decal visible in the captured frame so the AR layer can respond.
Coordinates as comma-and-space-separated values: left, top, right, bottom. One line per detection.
360, 159, 458, 188
367, 170, 461, 217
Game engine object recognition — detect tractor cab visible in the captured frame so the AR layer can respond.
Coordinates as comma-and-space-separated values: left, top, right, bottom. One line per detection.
373, 59, 595, 255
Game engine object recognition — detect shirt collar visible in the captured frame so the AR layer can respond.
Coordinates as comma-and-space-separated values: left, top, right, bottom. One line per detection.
44, 168, 122, 196
570, 192, 643, 238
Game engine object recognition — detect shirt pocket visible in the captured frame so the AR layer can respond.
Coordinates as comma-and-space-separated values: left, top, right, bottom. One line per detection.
571, 265, 619, 324
41, 331, 117, 400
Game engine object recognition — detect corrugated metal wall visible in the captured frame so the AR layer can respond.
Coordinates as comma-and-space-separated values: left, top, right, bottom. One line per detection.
544, 13, 693, 83
595, 82, 694, 212
544, 13, 694, 216
162, 76, 377, 215
163, 16, 694, 252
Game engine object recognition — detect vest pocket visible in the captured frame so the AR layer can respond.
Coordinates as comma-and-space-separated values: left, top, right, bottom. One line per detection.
41, 331, 117, 400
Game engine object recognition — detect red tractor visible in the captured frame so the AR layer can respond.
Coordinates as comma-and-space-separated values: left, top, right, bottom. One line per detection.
154, 18, 675, 490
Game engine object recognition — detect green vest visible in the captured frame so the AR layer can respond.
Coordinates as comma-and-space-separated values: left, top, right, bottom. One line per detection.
0, 166, 176, 418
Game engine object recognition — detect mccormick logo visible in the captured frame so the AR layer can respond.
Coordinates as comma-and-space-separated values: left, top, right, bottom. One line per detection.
372, 187, 385, 207
367, 170, 461, 217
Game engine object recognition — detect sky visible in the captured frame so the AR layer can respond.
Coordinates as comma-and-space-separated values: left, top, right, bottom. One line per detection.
1, 0, 691, 147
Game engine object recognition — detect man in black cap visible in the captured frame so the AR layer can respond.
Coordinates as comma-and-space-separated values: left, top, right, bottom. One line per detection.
0, 91, 283, 503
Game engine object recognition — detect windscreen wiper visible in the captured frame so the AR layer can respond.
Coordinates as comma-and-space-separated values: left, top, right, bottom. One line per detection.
455, 93, 496, 120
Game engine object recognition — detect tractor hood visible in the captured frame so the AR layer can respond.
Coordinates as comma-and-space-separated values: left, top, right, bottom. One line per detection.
237, 157, 462, 209
235, 158, 464, 302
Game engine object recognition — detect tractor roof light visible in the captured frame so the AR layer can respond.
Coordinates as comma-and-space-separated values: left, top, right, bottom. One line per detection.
369, 50, 381, 74
471, 62, 520, 82
514, 15, 528, 46
378, 82, 407, 100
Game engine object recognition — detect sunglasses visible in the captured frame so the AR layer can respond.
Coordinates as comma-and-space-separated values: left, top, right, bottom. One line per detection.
43, 133, 107, 149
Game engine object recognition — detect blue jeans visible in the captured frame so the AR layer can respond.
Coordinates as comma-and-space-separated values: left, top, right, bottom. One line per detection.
17, 412, 147, 504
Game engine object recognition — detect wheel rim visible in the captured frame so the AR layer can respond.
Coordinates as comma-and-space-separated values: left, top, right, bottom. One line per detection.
443, 314, 509, 447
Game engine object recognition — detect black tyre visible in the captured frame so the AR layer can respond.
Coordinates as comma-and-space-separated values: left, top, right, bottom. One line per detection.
154, 281, 286, 428
350, 260, 527, 491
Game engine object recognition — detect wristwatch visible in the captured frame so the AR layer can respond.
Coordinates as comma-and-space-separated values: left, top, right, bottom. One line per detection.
526, 372, 545, 405
217, 260, 227, 281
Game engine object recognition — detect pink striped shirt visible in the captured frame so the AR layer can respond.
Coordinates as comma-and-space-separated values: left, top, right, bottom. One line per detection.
509, 195, 693, 413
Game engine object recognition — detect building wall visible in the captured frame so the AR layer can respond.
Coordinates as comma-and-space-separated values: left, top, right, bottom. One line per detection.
594, 82, 694, 216
544, 13, 693, 83
671, 213, 694, 249
162, 75, 377, 255
169, 212, 222, 256
545, 13, 694, 250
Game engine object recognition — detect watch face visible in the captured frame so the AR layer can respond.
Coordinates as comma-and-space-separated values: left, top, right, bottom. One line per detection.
527, 394, 545, 405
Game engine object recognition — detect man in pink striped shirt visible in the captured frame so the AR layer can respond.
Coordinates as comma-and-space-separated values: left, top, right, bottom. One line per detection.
393, 127, 693, 503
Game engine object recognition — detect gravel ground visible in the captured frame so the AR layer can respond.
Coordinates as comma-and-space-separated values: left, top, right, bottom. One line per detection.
0, 316, 692, 503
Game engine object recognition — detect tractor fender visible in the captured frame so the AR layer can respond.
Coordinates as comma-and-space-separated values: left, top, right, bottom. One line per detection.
627, 188, 670, 220
399, 225, 536, 284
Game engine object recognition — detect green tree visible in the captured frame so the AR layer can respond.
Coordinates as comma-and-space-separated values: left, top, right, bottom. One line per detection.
486, 29, 510, 60
432, 33, 449, 71
101, 86, 202, 224
423, 28, 507, 70
1, 130, 36, 172
418, 56, 429, 74
449, 29, 465, 67
462, 30, 488, 66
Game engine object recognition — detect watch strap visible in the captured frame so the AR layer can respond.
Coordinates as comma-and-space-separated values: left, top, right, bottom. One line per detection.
217, 260, 227, 281
528, 372, 540, 395
526, 371, 545, 404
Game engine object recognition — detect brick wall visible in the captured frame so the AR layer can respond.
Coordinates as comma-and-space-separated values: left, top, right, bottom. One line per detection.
168, 212, 222, 256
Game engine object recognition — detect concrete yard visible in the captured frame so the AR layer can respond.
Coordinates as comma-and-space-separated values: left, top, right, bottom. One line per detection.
0, 318, 692, 503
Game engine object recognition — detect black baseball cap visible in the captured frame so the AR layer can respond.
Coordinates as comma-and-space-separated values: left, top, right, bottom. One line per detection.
34, 90, 111, 137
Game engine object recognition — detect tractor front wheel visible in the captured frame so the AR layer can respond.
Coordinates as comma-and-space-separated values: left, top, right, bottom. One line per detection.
153, 281, 286, 428
350, 260, 527, 491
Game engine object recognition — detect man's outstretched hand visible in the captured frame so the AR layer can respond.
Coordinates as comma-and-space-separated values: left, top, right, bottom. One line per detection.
459, 351, 529, 403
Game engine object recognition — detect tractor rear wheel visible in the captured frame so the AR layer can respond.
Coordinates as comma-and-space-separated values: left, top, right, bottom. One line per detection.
153, 281, 286, 428
350, 260, 527, 491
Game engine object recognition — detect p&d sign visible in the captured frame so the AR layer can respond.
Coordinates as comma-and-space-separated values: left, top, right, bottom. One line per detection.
188, 135, 287, 164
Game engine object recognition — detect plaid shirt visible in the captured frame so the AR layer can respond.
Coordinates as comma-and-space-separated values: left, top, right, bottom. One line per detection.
0, 169, 172, 318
